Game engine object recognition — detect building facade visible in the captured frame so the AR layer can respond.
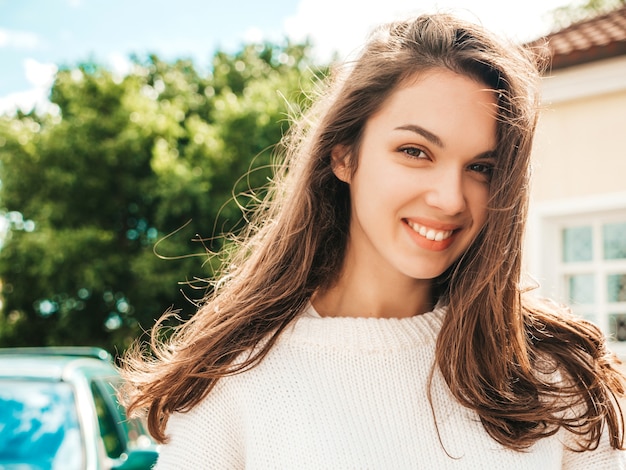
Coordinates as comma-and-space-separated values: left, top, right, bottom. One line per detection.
526, 6, 626, 355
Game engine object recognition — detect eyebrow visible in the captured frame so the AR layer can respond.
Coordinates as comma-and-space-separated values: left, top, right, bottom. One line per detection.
395, 124, 497, 159
394, 124, 444, 148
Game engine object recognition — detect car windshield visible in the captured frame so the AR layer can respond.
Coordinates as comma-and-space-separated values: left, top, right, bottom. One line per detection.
0, 379, 84, 469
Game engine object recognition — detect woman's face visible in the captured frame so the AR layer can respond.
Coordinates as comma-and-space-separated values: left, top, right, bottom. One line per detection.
332, 68, 497, 286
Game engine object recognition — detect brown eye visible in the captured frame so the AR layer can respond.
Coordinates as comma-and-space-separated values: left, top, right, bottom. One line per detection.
468, 163, 492, 174
400, 147, 426, 159
468, 163, 494, 182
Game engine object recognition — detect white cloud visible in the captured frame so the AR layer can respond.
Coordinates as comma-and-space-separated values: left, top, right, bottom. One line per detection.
284, 0, 571, 61
285, 0, 422, 61
243, 27, 265, 44
0, 59, 58, 115
0, 89, 48, 115
107, 52, 133, 83
24, 59, 57, 88
0, 28, 40, 50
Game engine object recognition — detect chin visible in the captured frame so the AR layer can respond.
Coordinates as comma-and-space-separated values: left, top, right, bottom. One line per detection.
404, 268, 448, 281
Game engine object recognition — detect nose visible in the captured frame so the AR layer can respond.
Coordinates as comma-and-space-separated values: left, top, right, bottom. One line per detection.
424, 166, 467, 216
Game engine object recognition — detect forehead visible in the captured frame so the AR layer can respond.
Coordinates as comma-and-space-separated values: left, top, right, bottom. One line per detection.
366, 69, 498, 146
393, 68, 496, 112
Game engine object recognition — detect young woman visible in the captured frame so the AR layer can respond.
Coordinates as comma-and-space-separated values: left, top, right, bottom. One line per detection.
121, 13, 626, 468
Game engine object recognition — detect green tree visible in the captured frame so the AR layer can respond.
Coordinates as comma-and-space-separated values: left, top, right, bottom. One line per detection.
0, 40, 324, 353
549, 0, 625, 29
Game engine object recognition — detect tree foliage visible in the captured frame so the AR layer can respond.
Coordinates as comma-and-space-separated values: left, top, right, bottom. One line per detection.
548, 0, 625, 29
0, 40, 325, 353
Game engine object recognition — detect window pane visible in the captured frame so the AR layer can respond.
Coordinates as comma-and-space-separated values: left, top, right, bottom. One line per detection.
91, 381, 124, 459
603, 222, 626, 260
0, 380, 84, 469
562, 226, 593, 262
608, 274, 626, 302
609, 313, 626, 342
567, 273, 595, 304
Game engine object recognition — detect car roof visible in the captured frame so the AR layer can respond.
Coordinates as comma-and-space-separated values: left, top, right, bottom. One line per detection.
0, 347, 116, 381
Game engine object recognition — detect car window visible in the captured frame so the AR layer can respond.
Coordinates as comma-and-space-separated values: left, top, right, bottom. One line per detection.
99, 377, 153, 450
90, 380, 125, 459
0, 379, 84, 470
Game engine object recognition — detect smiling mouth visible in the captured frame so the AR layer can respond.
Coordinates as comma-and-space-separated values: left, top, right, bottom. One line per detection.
405, 220, 455, 242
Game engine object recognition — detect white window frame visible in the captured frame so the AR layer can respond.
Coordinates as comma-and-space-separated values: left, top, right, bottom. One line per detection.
527, 191, 626, 357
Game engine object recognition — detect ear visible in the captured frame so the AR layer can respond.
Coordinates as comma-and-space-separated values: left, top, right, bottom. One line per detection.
330, 145, 351, 183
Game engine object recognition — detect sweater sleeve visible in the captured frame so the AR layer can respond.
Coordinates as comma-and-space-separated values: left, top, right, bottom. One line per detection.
153, 380, 244, 469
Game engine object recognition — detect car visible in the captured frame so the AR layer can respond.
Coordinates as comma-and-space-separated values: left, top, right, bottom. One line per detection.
0, 347, 159, 470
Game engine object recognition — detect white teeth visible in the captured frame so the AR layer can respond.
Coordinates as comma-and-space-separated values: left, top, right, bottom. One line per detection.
407, 221, 454, 241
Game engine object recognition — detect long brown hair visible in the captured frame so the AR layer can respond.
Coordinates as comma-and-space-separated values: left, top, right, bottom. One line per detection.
121, 13, 625, 450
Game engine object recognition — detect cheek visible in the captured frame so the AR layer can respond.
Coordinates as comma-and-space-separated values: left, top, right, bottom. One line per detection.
470, 184, 490, 226
350, 173, 408, 230
352, 160, 404, 202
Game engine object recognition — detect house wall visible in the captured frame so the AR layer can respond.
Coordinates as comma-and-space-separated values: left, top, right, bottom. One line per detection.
531, 55, 626, 203
526, 55, 626, 356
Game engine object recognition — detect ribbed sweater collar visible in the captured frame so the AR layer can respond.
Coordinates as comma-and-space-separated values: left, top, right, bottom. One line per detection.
282, 302, 447, 352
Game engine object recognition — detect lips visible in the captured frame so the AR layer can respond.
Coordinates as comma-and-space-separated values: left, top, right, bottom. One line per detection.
402, 218, 460, 251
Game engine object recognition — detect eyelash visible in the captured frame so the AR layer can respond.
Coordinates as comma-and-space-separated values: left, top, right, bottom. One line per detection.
467, 163, 494, 176
399, 146, 495, 180
399, 146, 427, 159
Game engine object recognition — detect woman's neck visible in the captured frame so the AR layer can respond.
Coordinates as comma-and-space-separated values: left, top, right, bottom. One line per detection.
311, 262, 434, 319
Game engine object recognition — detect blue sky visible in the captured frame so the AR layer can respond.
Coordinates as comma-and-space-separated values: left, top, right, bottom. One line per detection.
0, 0, 575, 114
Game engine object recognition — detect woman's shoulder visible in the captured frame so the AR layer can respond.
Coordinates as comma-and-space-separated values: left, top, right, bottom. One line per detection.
155, 375, 245, 468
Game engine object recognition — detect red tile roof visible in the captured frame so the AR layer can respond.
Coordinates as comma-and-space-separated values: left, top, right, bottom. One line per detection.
529, 5, 626, 70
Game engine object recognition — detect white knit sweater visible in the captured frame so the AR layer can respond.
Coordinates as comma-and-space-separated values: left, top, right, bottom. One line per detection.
154, 304, 625, 469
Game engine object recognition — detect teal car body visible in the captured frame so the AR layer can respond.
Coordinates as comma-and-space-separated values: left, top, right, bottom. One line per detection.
0, 347, 158, 470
